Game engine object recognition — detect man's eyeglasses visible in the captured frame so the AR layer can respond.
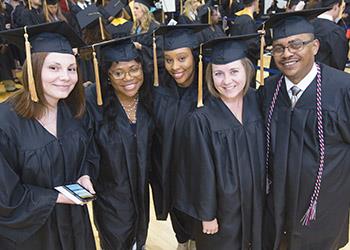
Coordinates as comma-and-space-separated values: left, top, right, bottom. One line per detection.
109, 66, 142, 80
272, 39, 314, 56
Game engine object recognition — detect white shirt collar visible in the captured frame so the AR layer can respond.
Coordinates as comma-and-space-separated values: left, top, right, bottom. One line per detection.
285, 63, 317, 98
318, 13, 334, 22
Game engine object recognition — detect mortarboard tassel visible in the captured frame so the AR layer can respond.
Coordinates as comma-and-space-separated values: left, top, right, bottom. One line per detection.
259, 26, 265, 87
152, 32, 159, 86
43, 0, 49, 22
208, 7, 211, 25
197, 44, 203, 108
28, 0, 32, 10
24, 26, 38, 102
92, 45, 103, 105
99, 17, 106, 41
180, 0, 183, 15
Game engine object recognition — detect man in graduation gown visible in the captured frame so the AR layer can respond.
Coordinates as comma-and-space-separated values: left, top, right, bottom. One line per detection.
260, 9, 350, 250
312, 0, 349, 70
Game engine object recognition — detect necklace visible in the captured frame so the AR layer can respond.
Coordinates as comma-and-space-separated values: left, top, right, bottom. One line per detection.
120, 96, 138, 124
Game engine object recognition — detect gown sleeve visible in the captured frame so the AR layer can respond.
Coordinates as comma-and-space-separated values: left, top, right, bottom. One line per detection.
0, 129, 58, 243
174, 112, 217, 221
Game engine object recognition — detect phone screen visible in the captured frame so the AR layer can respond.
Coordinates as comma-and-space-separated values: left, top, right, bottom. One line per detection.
65, 184, 95, 199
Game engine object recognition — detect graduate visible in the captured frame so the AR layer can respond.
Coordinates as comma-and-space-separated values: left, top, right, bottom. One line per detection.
21, 0, 46, 26
259, 8, 350, 250
174, 34, 265, 250
312, 0, 349, 70
229, 0, 260, 66
0, 21, 96, 250
131, 0, 160, 75
151, 24, 207, 250
196, 1, 226, 43
104, 0, 133, 38
83, 35, 154, 250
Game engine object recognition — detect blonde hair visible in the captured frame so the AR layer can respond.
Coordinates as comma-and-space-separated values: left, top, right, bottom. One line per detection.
43, 2, 68, 23
132, 2, 158, 33
205, 58, 255, 98
183, 0, 200, 21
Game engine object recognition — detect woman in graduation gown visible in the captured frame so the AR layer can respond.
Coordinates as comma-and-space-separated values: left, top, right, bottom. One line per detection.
131, 0, 160, 74
0, 22, 96, 250
174, 34, 265, 249
84, 36, 154, 250
151, 24, 208, 250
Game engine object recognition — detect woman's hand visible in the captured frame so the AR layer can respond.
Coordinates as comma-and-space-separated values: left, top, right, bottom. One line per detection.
77, 175, 96, 195
56, 193, 76, 204
133, 42, 142, 50
202, 218, 219, 235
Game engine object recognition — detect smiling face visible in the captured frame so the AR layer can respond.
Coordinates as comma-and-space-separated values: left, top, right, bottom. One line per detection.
41, 52, 78, 106
212, 59, 247, 101
109, 60, 144, 99
272, 33, 319, 84
164, 47, 195, 87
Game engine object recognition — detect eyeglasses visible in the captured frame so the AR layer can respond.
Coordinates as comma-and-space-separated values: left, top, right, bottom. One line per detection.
271, 39, 314, 56
109, 66, 142, 80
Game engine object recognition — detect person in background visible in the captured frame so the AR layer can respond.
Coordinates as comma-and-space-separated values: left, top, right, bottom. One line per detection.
312, 0, 348, 70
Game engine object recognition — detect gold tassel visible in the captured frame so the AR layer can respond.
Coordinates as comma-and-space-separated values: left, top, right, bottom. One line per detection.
180, 0, 183, 15
102, 0, 105, 6
208, 7, 211, 25
259, 26, 265, 87
28, 0, 32, 10
197, 44, 203, 108
92, 45, 103, 105
153, 32, 159, 87
99, 17, 106, 41
44, 0, 49, 22
24, 26, 38, 102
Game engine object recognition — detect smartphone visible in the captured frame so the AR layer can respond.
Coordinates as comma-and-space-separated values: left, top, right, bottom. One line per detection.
55, 183, 96, 205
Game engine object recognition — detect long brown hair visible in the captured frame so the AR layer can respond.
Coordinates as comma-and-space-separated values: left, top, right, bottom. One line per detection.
205, 58, 255, 98
8, 52, 85, 119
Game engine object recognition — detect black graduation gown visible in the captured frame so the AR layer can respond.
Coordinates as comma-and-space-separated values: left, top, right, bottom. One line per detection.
0, 101, 96, 250
197, 24, 226, 44
21, 7, 45, 26
260, 64, 350, 250
85, 85, 154, 250
174, 90, 265, 250
106, 21, 133, 38
229, 14, 259, 66
312, 18, 349, 71
132, 21, 160, 75
150, 74, 205, 220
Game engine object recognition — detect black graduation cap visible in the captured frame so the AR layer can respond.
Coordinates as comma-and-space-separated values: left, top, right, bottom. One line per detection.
320, 0, 340, 7
96, 35, 140, 62
197, 0, 216, 24
76, 4, 103, 29
242, 0, 255, 5
104, 0, 125, 17
264, 8, 330, 41
0, 21, 85, 102
134, 0, 154, 9
46, 0, 58, 5
203, 33, 260, 64
155, 24, 209, 50
0, 21, 84, 54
